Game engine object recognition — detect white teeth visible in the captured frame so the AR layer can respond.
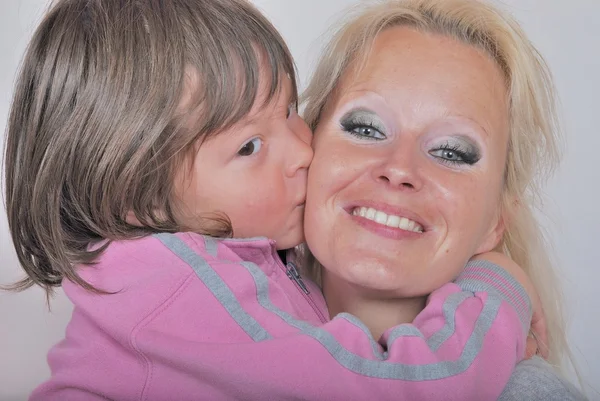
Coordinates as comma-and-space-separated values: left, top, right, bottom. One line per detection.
352, 206, 424, 233
386, 215, 400, 228
366, 208, 376, 219
399, 217, 410, 231
374, 211, 387, 224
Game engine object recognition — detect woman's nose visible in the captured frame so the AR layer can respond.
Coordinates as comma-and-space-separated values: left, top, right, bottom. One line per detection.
372, 146, 423, 191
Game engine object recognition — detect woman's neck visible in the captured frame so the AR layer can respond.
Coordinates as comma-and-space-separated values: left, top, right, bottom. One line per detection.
322, 271, 426, 341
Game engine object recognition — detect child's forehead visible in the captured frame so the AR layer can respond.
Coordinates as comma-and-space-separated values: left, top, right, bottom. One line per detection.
176, 46, 297, 139
250, 73, 295, 114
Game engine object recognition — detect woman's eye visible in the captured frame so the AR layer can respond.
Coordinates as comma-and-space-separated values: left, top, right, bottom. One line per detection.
342, 124, 386, 140
429, 145, 479, 166
430, 148, 464, 162
238, 138, 263, 156
352, 126, 384, 139
429, 138, 481, 166
340, 109, 387, 141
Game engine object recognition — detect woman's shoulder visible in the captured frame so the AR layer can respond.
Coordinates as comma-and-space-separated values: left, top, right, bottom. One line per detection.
499, 357, 586, 401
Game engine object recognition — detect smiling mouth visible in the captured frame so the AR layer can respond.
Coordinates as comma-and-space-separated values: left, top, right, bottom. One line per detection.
351, 206, 424, 233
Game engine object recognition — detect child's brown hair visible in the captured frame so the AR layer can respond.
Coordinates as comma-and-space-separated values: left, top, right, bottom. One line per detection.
3, 0, 297, 295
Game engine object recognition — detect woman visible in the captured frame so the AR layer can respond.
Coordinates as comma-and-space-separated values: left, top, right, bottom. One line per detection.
301, 0, 583, 399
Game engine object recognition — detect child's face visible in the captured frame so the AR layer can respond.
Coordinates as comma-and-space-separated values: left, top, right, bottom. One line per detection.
176, 74, 313, 249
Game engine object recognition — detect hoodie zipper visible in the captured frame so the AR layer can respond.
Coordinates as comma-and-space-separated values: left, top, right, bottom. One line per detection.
286, 262, 309, 294
283, 261, 328, 323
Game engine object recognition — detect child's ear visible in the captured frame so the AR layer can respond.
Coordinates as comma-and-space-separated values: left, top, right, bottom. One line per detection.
125, 211, 142, 226
126, 209, 172, 227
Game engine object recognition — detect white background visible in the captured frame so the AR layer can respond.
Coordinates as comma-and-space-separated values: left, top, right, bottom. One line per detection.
1, 0, 598, 399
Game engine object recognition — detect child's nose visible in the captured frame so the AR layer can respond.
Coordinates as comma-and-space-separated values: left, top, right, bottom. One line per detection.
285, 129, 313, 177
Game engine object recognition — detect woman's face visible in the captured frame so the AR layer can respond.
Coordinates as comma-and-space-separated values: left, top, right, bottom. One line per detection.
304, 27, 510, 297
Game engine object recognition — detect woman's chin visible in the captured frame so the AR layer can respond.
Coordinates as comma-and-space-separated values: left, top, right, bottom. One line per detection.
327, 257, 434, 297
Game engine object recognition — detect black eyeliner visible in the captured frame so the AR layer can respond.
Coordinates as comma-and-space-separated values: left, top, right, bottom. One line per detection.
339, 109, 387, 140
434, 138, 481, 165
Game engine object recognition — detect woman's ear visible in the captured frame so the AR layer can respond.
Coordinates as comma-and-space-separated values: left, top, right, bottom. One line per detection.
475, 212, 505, 254
475, 196, 517, 254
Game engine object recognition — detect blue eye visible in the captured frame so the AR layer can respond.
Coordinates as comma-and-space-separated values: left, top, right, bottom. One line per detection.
340, 109, 387, 141
238, 137, 263, 156
430, 148, 464, 162
429, 142, 480, 165
345, 125, 386, 140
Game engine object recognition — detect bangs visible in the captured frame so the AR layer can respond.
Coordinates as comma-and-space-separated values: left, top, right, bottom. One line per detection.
182, 5, 298, 137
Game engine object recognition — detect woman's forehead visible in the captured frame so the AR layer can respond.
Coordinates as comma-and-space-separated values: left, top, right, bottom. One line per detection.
328, 27, 509, 137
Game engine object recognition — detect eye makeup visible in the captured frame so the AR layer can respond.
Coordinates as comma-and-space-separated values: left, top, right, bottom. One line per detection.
333, 92, 486, 167
339, 108, 388, 141
428, 135, 482, 166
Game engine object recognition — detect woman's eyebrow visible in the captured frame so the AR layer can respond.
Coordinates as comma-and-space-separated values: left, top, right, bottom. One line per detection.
441, 112, 492, 138
341, 107, 377, 117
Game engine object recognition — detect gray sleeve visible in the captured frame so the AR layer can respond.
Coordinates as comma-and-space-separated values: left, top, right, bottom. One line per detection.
499, 357, 587, 401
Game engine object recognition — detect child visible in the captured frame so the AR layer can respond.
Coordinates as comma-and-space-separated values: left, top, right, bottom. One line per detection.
4, 0, 537, 399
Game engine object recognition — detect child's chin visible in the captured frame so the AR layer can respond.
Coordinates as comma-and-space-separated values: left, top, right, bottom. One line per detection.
276, 233, 305, 250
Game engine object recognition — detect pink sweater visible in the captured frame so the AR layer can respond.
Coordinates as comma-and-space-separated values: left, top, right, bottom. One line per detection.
31, 232, 531, 401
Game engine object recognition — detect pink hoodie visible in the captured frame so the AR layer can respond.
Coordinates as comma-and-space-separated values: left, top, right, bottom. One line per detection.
31, 232, 530, 401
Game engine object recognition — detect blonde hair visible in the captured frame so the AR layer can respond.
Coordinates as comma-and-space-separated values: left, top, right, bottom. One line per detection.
302, 0, 568, 370
4, 0, 297, 295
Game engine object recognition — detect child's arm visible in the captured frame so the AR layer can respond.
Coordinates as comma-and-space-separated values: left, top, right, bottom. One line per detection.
30, 234, 531, 401
472, 251, 549, 360
318, 257, 532, 400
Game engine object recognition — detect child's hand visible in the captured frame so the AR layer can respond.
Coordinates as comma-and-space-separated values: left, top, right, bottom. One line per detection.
471, 251, 549, 359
